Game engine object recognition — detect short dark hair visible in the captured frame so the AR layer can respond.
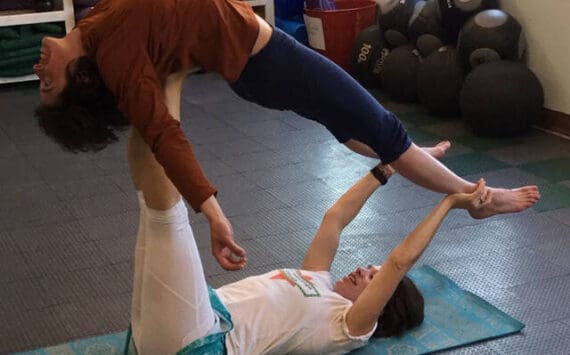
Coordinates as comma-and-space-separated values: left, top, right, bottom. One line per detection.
35, 56, 128, 153
373, 276, 424, 338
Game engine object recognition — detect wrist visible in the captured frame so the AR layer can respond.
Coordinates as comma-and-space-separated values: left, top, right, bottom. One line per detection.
370, 164, 393, 185
441, 195, 456, 210
201, 195, 226, 222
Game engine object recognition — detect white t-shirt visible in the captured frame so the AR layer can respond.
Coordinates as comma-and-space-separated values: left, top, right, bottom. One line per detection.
215, 269, 376, 355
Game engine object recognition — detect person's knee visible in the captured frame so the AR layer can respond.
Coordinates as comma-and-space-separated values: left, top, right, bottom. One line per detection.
372, 113, 412, 164
141, 175, 181, 211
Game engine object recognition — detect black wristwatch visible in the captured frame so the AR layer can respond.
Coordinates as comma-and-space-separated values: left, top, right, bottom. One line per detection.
370, 165, 390, 185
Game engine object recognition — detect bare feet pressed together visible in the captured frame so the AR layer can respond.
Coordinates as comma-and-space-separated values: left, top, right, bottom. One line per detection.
414, 140, 540, 219
468, 186, 541, 219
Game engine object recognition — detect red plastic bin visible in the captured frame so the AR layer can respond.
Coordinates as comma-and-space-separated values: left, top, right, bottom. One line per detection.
304, 0, 377, 71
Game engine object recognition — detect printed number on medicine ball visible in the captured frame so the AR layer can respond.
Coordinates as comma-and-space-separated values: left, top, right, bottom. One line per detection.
380, 45, 423, 102
458, 9, 525, 69
408, 0, 445, 56
460, 61, 544, 137
436, 0, 499, 42
351, 25, 390, 87
377, 0, 418, 47
369, 46, 392, 87
417, 46, 465, 117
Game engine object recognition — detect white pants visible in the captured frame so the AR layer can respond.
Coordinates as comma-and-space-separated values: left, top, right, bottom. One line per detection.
131, 192, 217, 355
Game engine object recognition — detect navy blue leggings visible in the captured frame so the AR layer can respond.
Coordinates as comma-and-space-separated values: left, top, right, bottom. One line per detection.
231, 28, 411, 164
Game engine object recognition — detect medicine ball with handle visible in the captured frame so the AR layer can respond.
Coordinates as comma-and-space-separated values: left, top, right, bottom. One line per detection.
458, 9, 525, 69
377, 0, 418, 47
408, 0, 446, 56
436, 0, 499, 42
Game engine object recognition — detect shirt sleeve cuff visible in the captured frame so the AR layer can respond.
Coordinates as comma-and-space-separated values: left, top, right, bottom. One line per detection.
189, 186, 218, 213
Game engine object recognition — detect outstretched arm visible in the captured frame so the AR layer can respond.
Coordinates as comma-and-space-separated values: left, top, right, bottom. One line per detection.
162, 72, 247, 270
127, 71, 246, 270
302, 165, 395, 271
344, 180, 488, 336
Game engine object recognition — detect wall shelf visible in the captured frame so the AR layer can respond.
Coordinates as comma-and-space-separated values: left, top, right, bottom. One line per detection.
0, 0, 74, 85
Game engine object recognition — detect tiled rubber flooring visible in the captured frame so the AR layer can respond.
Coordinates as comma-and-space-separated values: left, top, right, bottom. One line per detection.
0, 73, 569, 354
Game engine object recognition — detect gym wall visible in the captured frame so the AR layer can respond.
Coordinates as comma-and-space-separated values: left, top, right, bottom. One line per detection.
500, 0, 570, 117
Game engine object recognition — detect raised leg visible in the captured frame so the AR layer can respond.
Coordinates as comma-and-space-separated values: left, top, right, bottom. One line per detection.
129, 72, 217, 354
390, 144, 540, 218
234, 26, 539, 219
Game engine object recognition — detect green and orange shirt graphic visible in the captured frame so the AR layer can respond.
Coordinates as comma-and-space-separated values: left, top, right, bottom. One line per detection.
270, 269, 321, 297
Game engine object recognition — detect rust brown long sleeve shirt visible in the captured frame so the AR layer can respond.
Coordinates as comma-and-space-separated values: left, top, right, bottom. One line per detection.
77, 0, 259, 212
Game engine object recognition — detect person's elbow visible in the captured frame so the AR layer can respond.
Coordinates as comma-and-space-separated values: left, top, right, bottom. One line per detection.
387, 247, 416, 273
322, 206, 345, 231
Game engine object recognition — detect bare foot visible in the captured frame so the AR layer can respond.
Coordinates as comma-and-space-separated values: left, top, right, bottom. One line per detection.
468, 186, 541, 219
422, 141, 451, 159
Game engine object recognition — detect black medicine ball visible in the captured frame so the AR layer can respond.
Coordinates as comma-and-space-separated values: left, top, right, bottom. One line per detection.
351, 25, 390, 87
458, 9, 525, 69
460, 61, 544, 137
408, 0, 445, 56
368, 44, 392, 87
380, 44, 423, 102
377, 0, 418, 47
417, 46, 465, 117
436, 0, 499, 42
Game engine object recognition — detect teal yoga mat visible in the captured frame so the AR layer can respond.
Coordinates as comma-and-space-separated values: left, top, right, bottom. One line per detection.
16, 266, 523, 355
350, 265, 524, 354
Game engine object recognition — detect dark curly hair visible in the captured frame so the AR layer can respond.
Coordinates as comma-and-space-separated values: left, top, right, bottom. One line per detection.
373, 276, 424, 338
35, 55, 128, 152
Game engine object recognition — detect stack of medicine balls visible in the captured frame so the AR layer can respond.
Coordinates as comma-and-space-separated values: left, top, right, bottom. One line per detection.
350, 0, 544, 137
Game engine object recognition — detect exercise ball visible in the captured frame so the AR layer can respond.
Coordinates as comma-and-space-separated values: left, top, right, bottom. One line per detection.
351, 25, 390, 87
460, 61, 544, 137
377, 0, 418, 47
458, 9, 525, 69
417, 46, 465, 117
408, 0, 446, 56
436, 0, 499, 42
380, 44, 423, 102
